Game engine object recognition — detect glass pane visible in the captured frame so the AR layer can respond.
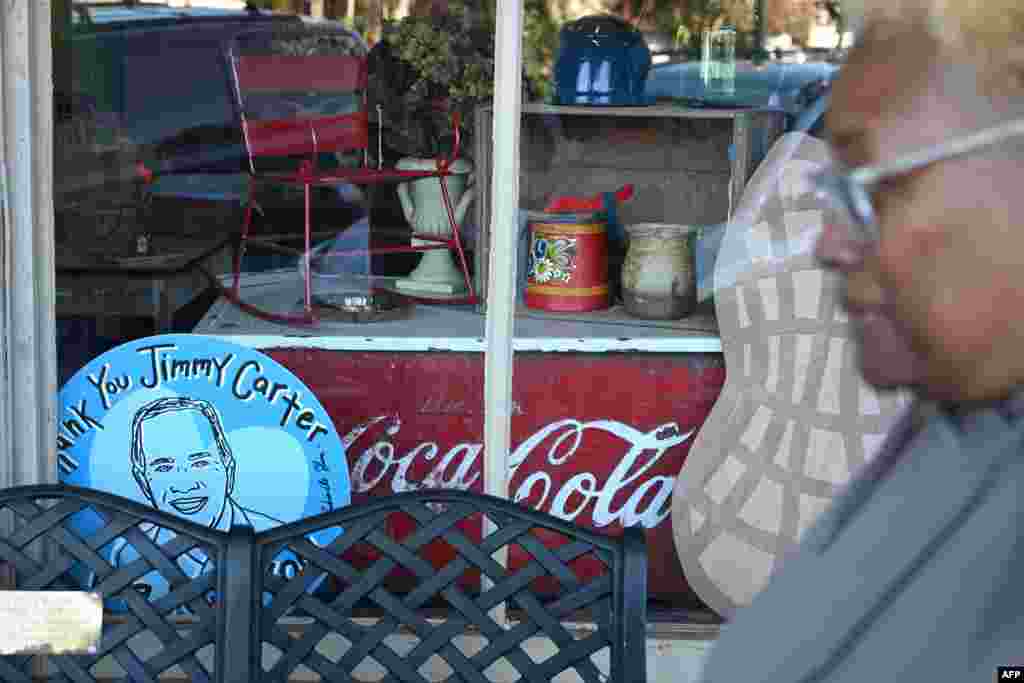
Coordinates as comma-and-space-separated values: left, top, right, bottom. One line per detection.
492, 0, 845, 624
53, 0, 490, 617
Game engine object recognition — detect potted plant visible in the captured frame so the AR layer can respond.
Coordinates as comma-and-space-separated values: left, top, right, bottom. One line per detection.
367, 9, 496, 294
368, 9, 495, 161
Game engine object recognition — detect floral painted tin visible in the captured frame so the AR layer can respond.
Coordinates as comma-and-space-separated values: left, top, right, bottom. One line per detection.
525, 211, 610, 312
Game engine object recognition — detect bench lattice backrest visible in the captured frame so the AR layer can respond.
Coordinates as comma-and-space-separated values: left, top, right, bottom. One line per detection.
0, 486, 647, 683
253, 491, 647, 683
0, 485, 229, 682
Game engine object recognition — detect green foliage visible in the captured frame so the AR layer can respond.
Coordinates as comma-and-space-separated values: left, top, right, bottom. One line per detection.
343, 15, 369, 37
368, 7, 498, 159
628, 0, 759, 52
382, 12, 496, 104
523, 0, 560, 102
369, 2, 553, 157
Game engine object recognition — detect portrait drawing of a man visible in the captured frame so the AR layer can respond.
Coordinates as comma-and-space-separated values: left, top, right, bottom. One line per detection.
107, 396, 283, 598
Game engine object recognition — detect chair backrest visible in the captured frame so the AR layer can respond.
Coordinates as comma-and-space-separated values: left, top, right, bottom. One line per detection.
228, 27, 370, 173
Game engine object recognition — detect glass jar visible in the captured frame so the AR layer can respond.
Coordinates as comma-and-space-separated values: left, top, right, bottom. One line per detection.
701, 26, 736, 97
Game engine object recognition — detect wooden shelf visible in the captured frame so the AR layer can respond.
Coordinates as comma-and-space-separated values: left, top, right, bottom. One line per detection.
194, 272, 721, 354
472, 103, 786, 316
522, 102, 772, 119
515, 301, 718, 336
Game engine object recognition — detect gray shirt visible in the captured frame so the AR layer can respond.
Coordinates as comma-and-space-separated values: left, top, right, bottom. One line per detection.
698, 401, 1024, 682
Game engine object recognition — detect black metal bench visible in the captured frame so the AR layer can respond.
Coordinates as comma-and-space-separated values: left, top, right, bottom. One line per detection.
0, 485, 647, 682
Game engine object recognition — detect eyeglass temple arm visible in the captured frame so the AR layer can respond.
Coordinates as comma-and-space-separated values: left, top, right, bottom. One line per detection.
852, 118, 1024, 187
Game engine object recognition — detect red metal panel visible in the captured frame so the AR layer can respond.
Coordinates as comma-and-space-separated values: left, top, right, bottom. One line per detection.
237, 55, 367, 93
267, 349, 725, 604
245, 111, 369, 159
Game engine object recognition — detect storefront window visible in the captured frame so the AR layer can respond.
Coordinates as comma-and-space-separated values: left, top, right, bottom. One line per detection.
476, 0, 843, 623
52, 0, 845, 626
53, 0, 494, 601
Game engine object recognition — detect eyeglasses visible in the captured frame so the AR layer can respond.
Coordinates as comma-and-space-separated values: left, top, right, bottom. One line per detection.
811, 118, 1024, 245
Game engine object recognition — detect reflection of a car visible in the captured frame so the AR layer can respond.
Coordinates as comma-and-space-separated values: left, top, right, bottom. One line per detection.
645, 58, 839, 125
72, 3, 265, 26
64, 4, 368, 208
68, 4, 306, 173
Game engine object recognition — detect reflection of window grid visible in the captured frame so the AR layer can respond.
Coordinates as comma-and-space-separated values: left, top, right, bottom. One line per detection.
673, 143, 909, 616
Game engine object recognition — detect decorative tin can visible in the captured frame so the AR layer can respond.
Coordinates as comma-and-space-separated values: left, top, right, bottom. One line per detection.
622, 222, 697, 319
525, 212, 610, 312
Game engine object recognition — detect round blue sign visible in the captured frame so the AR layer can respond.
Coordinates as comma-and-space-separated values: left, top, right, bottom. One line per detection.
58, 335, 350, 608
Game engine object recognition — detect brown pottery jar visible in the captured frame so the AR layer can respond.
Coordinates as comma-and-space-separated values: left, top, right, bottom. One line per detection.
621, 223, 697, 319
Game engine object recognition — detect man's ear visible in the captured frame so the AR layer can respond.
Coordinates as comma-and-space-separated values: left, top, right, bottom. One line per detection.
1005, 48, 1024, 96
133, 467, 155, 506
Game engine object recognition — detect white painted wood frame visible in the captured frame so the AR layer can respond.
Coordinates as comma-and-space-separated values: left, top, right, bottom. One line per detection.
0, 0, 58, 490
481, 0, 524, 628
484, 0, 523, 507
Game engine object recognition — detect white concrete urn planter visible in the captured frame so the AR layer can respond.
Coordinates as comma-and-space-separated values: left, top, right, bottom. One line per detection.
395, 157, 475, 296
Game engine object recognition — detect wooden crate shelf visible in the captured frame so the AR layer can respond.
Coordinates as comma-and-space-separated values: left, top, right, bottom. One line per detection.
473, 102, 785, 317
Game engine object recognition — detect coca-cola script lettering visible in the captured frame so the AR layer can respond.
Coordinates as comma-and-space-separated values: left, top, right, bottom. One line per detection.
343, 416, 695, 529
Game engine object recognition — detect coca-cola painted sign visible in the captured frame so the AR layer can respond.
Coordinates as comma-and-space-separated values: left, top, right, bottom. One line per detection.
510, 419, 695, 529
266, 350, 726, 603
345, 414, 694, 528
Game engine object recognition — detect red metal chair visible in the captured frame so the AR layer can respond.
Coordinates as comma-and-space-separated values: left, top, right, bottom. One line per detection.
222, 27, 477, 325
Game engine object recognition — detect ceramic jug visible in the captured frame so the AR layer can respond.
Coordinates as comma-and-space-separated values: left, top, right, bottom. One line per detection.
395, 157, 475, 238
621, 222, 697, 319
395, 157, 475, 293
